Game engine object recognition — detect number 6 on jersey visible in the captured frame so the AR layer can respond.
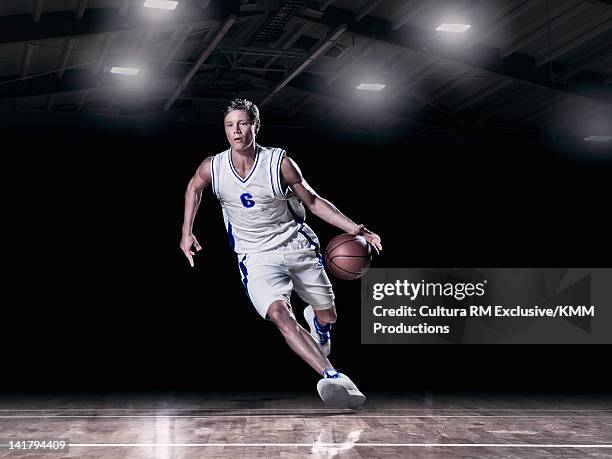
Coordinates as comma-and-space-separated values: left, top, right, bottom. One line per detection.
240, 193, 255, 208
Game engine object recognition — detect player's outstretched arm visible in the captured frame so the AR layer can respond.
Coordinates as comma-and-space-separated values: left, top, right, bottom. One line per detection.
281, 156, 382, 253
180, 156, 213, 267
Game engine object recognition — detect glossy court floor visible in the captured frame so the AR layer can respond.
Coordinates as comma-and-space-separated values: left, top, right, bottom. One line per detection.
1, 392, 611, 458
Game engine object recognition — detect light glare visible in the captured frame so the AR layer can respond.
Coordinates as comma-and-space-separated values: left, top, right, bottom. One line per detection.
356, 83, 386, 91
584, 136, 612, 142
435, 23, 471, 32
143, 0, 178, 10
110, 67, 141, 75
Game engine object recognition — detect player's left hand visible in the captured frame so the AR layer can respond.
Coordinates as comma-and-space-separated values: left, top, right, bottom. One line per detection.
351, 224, 382, 255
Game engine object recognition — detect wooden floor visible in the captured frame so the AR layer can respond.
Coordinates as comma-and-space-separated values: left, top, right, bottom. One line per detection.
1, 392, 611, 458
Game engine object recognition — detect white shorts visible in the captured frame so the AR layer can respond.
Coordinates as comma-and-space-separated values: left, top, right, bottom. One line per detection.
236, 226, 335, 319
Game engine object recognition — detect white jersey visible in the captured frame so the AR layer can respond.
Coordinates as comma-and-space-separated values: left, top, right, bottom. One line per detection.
210, 144, 310, 254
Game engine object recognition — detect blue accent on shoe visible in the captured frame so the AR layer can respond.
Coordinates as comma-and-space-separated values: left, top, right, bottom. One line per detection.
323, 368, 340, 379
312, 314, 330, 346
314, 316, 331, 333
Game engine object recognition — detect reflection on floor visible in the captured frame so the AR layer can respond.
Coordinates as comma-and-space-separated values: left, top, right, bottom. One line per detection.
1, 392, 611, 458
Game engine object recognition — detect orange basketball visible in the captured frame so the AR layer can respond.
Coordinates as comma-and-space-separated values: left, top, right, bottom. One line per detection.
325, 233, 372, 280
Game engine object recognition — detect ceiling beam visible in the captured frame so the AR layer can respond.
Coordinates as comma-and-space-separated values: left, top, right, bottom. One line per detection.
237, 69, 430, 129
355, 0, 383, 22
118, 0, 130, 16
319, 0, 336, 11
451, 79, 513, 114
418, 67, 472, 107
554, 42, 612, 82
507, 92, 564, 124
285, 72, 449, 130
263, 22, 308, 69
499, 1, 590, 58
21, 45, 35, 78
162, 25, 196, 68
512, 96, 569, 126
540, 100, 601, 130
0, 60, 214, 102
32, 0, 44, 23
75, 89, 89, 112
76, 0, 88, 19
260, 23, 347, 107
0, 3, 237, 46
56, 38, 79, 79
325, 40, 375, 85
582, 0, 612, 10
390, 0, 425, 31
92, 33, 115, 75
391, 59, 445, 102
45, 94, 55, 111
164, 14, 237, 111
72, 32, 115, 107
474, 86, 534, 124
288, 94, 315, 116
465, 0, 540, 48
308, 7, 612, 105
0, 70, 118, 101
534, 14, 612, 67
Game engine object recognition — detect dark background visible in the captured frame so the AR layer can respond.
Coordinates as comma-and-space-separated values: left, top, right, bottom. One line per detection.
3, 109, 611, 393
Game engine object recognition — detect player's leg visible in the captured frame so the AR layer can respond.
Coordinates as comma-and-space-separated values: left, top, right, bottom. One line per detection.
303, 304, 334, 356
237, 251, 333, 374
266, 300, 364, 408
286, 228, 336, 356
266, 300, 332, 374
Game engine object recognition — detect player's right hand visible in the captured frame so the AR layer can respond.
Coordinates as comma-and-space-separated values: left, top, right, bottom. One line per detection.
180, 233, 202, 268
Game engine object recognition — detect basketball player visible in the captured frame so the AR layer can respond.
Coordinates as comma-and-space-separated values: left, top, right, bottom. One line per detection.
180, 99, 382, 408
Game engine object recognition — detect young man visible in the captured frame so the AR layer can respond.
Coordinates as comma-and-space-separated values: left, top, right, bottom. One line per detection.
180, 99, 382, 408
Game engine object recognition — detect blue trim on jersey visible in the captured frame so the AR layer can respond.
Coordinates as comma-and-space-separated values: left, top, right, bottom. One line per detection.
269, 149, 276, 196
227, 220, 236, 250
286, 201, 304, 225
276, 150, 288, 197
229, 146, 259, 183
210, 156, 217, 199
239, 254, 249, 297
299, 227, 324, 265
288, 201, 321, 263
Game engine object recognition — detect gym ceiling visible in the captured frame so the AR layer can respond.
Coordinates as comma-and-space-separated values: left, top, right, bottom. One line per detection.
0, 0, 610, 142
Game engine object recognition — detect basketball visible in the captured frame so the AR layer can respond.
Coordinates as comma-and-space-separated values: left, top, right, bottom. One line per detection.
325, 233, 372, 280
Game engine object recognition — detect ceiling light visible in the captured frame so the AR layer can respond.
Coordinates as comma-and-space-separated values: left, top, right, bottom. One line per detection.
356, 83, 386, 91
584, 135, 612, 142
143, 0, 178, 10
435, 23, 471, 32
110, 67, 141, 75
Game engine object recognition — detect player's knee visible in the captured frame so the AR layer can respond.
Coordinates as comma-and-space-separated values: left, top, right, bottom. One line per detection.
315, 305, 337, 324
267, 301, 296, 331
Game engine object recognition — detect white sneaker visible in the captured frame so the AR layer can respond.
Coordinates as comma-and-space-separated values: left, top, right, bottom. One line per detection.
317, 373, 366, 409
303, 305, 331, 356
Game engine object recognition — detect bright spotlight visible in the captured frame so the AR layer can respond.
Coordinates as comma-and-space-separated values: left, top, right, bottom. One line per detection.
110, 67, 141, 75
435, 23, 471, 32
143, 0, 178, 10
583, 135, 612, 142
356, 83, 386, 91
